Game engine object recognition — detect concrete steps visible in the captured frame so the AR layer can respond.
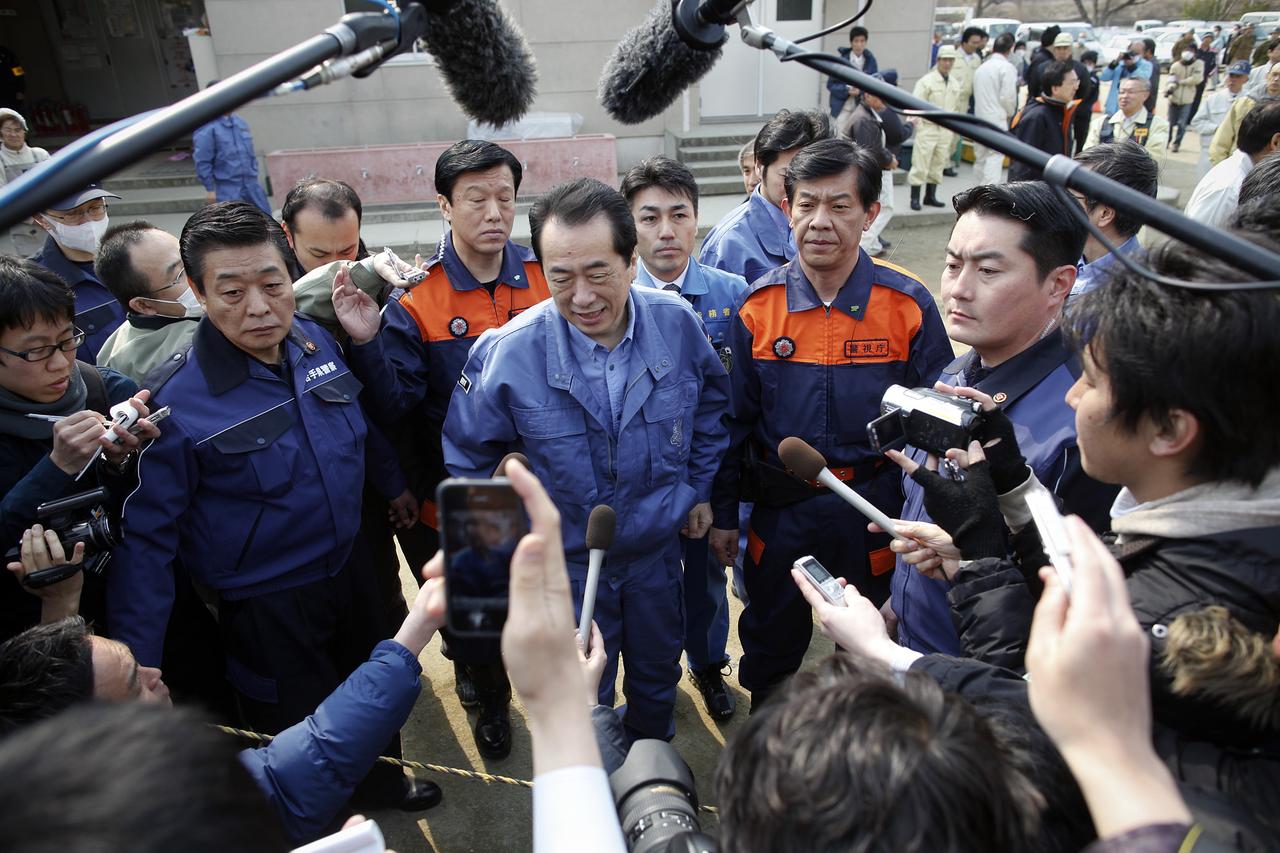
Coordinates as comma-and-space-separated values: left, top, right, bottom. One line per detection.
668, 125, 759, 197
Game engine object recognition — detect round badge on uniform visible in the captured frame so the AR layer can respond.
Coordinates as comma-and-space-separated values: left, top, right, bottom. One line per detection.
449, 316, 469, 338
718, 345, 733, 373
992, 392, 1008, 404
773, 336, 796, 359
304, 340, 318, 354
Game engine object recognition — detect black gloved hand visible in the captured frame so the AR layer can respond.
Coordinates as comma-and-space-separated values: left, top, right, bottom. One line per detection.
972, 406, 1030, 494
911, 460, 1006, 561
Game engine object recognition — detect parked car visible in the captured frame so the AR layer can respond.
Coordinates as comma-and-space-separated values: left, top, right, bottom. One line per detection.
1100, 32, 1144, 65
1016, 21, 1104, 59
1134, 19, 1164, 32
969, 17, 1021, 40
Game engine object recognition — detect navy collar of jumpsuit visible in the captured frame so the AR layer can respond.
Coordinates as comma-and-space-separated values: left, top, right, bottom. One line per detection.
781, 250, 876, 322
945, 326, 1076, 409
192, 314, 317, 396
35, 234, 98, 287
440, 232, 531, 292
542, 287, 676, 427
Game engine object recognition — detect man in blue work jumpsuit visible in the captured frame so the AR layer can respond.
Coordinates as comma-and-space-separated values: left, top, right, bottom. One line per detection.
621, 156, 746, 720
110, 203, 439, 812
708, 139, 952, 710
193, 91, 272, 214
699, 109, 831, 285
29, 185, 125, 364
889, 182, 1118, 655
335, 140, 551, 759
423, 178, 730, 743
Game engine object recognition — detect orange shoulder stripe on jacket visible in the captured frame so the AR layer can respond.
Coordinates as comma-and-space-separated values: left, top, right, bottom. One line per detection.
398, 260, 550, 342
739, 283, 924, 366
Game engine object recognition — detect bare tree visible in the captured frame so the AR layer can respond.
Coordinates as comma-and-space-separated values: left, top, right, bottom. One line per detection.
973, 0, 1011, 15
1068, 0, 1153, 26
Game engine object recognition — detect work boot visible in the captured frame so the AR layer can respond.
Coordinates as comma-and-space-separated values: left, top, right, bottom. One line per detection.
470, 661, 513, 760
942, 166, 959, 177
924, 184, 946, 207
689, 661, 737, 720
910, 185, 922, 211
453, 659, 479, 708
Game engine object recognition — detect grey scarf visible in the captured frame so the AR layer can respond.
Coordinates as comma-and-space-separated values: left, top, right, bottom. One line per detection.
0, 362, 89, 440
1110, 466, 1280, 542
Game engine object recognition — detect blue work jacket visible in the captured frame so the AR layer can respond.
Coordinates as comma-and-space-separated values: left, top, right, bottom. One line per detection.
194, 114, 261, 189
710, 255, 952, 529
1099, 58, 1153, 116
442, 287, 731, 571
242, 640, 422, 845
29, 235, 124, 364
890, 330, 1119, 655
348, 235, 550, 426
634, 259, 747, 350
111, 315, 372, 666
698, 187, 795, 286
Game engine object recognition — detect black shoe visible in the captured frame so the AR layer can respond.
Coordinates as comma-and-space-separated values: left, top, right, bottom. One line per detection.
924, 184, 946, 208
454, 660, 479, 709
910, 186, 922, 211
397, 777, 443, 812
475, 702, 512, 759
689, 662, 737, 720
942, 167, 959, 177
879, 238, 892, 249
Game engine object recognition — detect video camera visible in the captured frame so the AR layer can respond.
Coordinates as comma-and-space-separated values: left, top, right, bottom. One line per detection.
611, 740, 717, 852
3, 488, 119, 588
867, 385, 985, 457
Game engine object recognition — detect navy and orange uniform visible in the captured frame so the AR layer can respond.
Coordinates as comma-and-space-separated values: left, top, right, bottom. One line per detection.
710, 251, 952, 697
348, 234, 550, 528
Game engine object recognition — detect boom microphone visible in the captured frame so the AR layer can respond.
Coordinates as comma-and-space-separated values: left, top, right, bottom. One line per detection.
416, 0, 538, 127
598, 0, 727, 125
778, 437, 900, 537
579, 505, 617, 647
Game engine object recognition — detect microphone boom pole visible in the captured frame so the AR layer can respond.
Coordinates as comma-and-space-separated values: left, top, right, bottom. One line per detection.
725, 10, 1280, 281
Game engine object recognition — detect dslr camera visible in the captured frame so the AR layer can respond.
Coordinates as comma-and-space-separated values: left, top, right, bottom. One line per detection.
867, 384, 985, 457
611, 740, 717, 852
4, 488, 119, 588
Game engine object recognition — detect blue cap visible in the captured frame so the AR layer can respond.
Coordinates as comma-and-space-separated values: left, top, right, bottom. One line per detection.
47, 183, 121, 212
1228, 60, 1252, 76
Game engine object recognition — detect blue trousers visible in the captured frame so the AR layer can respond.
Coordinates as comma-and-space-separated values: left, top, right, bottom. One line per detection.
682, 533, 730, 671
737, 476, 899, 695
216, 179, 272, 215
571, 543, 685, 743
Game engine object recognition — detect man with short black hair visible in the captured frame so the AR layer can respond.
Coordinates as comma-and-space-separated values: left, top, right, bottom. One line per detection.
700, 109, 831, 283
1142, 37, 1161, 113
826, 25, 878, 119
280, 178, 367, 278
1069, 141, 1160, 299
109, 202, 436, 812
1186, 100, 1280, 227
708, 138, 951, 706
1007, 60, 1080, 182
946, 26, 990, 174
336, 139, 551, 758
94, 222, 201, 382
28, 185, 126, 364
395, 177, 730, 743
620, 156, 746, 719
888, 181, 1116, 656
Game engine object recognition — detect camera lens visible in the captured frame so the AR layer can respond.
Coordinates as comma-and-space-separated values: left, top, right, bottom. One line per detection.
617, 784, 701, 853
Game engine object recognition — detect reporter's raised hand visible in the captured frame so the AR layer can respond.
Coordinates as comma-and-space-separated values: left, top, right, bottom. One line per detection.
6, 524, 84, 622
49, 410, 113, 475
501, 460, 600, 773
331, 265, 382, 346
869, 518, 962, 581
936, 381, 1030, 493
575, 620, 607, 707
791, 569, 900, 667
1025, 516, 1189, 836
392, 552, 446, 656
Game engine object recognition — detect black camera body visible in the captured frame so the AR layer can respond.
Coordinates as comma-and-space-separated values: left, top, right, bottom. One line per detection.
867, 384, 985, 457
611, 740, 718, 853
5, 488, 119, 587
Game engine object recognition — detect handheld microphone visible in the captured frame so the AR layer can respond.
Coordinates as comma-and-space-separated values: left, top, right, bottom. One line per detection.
415, 0, 538, 127
494, 452, 530, 477
777, 437, 900, 538
579, 505, 617, 648
598, 0, 727, 125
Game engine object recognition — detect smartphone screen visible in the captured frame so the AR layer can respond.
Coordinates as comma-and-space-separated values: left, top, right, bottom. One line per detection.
794, 555, 846, 606
437, 478, 528, 636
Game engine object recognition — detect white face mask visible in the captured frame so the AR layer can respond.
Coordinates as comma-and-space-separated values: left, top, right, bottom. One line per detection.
149, 286, 203, 319
47, 215, 109, 254
1181, 51, 1195, 63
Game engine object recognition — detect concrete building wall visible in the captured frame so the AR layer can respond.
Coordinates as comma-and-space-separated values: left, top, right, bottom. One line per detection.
205, 0, 936, 171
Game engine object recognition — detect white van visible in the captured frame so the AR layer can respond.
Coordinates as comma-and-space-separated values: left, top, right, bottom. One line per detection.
969, 18, 1021, 40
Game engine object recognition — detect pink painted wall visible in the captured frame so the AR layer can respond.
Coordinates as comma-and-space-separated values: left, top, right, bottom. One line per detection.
265, 136, 618, 204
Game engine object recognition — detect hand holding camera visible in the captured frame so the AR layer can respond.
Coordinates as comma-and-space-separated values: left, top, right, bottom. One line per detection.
6, 524, 84, 622
886, 441, 1006, 561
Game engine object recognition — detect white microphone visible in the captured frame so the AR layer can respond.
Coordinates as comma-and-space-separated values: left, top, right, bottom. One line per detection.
579, 505, 617, 648
778, 437, 900, 538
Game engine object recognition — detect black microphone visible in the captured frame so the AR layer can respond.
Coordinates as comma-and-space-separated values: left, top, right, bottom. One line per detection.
412, 0, 538, 127
598, 0, 728, 125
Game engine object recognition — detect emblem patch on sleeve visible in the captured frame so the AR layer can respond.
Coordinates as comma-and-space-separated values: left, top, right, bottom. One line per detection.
458, 371, 472, 394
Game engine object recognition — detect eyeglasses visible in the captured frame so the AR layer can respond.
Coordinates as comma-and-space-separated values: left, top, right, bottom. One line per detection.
44, 202, 108, 226
0, 329, 87, 363
148, 265, 186, 296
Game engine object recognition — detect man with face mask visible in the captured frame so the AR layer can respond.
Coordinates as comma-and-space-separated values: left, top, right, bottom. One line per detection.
1165, 48, 1205, 153
94, 223, 202, 383
29, 186, 125, 365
